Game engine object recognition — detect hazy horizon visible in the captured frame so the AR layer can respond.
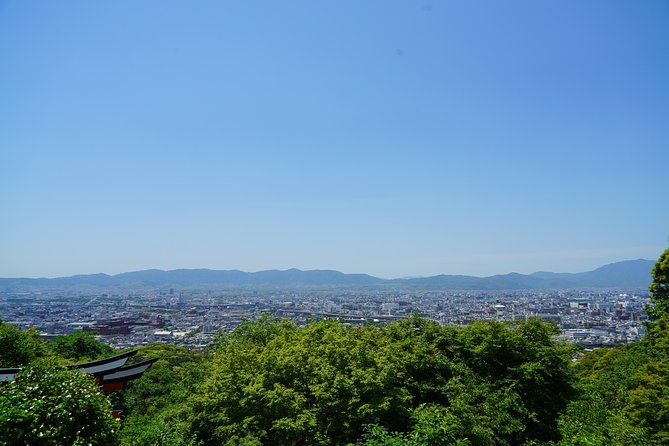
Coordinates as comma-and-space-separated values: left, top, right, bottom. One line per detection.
1, 1, 667, 279
0, 256, 656, 281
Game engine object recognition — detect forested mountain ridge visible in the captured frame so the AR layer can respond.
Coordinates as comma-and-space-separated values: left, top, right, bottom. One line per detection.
0, 259, 655, 291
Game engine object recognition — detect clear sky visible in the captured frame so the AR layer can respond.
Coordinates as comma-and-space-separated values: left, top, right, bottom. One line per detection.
1, 1, 668, 279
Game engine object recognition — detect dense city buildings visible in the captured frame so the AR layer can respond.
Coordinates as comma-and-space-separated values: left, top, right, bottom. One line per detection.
0, 286, 649, 351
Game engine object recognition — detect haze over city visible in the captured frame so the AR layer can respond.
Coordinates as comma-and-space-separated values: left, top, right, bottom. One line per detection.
1, 1, 667, 279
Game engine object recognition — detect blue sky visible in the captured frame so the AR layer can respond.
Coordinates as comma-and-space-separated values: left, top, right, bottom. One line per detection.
1, 0, 668, 278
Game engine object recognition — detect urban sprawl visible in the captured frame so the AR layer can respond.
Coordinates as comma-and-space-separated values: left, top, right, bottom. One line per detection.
1, 288, 649, 351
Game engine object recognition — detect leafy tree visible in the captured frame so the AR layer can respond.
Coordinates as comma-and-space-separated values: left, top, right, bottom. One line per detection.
120, 411, 201, 446
620, 246, 669, 443
50, 330, 115, 361
188, 316, 574, 446
356, 425, 411, 446
556, 247, 669, 445
357, 405, 470, 446
456, 318, 575, 443
117, 343, 205, 446
623, 314, 669, 444
191, 318, 415, 445
119, 343, 205, 417
648, 246, 669, 320
0, 365, 118, 446
0, 322, 49, 367
556, 344, 651, 445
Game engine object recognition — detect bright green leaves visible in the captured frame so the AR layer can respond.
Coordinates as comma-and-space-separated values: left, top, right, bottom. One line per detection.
649, 247, 669, 320
357, 405, 471, 446
193, 319, 416, 445
626, 358, 669, 443
553, 247, 669, 446
190, 317, 574, 446
0, 366, 118, 446
556, 344, 653, 446
0, 323, 49, 367
50, 330, 115, 362
624, 346, 669, 444
116, 343, 205, 446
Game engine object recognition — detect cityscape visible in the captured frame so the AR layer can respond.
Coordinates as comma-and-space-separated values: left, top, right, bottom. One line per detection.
1, 284, 650, 351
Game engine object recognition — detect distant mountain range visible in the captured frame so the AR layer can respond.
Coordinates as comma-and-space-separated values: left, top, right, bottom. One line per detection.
0, 259, 655, 292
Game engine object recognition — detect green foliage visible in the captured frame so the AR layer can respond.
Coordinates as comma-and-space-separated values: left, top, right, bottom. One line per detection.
624, 313, 669, 444
556, 344, 652, 445
0, 365, 118, 446
554, 248, 669, 446
120, 411, 201, 446
409, 404, 470, 446
626, 358, 669, 444
118, 343, 204, 417
0, 322, 50, 367
117, 343, 205, 446
619, 246, 669, 444
188, 316, 574, 446
50, 330, 115, 361
356, 425, 411, 446
648, 247, 669, 320
457, 318, 575, 443
356, 405, 471, 446
191, 319, 412, 445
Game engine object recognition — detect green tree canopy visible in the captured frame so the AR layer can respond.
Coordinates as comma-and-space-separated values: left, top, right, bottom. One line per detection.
0, 322, 49, 367
0, 365, 118, 446
556, 343, 652, 446
187, 316, 574, 446
648, 246, 669, 320
555, 246, 669, 445
116, 343, 205, 446
50, 330, 115, 362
